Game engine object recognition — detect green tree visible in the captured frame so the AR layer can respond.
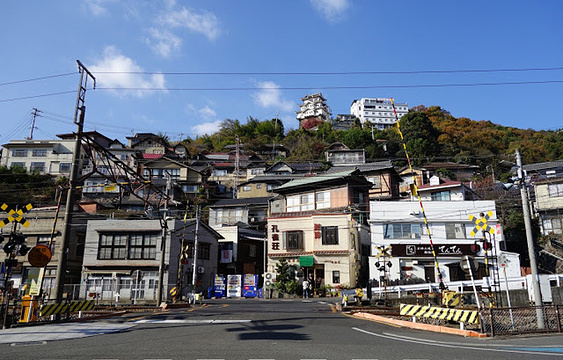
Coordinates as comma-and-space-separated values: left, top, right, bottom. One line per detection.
274, 257, 300, 294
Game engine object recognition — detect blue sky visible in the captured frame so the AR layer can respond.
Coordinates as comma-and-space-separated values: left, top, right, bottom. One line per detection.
1, 0, 562, 144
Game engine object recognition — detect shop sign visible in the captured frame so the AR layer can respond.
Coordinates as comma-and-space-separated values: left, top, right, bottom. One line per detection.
392, 244, 477, 257
271, 224, 280, 250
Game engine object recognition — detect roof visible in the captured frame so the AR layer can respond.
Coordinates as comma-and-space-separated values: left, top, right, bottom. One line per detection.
142, 153, 164, 160
326, 160, 396, 173
523, 160, 563, 172
419, 162, 479, 170
209, 196, 272, 208
274, 169, 371, 193
416, 179, 464, 190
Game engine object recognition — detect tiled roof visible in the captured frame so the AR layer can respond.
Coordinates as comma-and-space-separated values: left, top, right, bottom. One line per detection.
142, 153, 163, 159
274, 169, 357, 192
269, 250, 350, 257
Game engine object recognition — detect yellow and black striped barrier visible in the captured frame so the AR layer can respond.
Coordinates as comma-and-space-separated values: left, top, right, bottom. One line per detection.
40, 300, 95, 317
400, 303, 480, 325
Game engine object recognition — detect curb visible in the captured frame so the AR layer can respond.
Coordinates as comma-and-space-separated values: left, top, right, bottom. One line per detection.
352, 312, 487, 338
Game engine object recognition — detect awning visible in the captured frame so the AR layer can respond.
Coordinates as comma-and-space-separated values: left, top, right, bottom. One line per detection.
299, 256, 314, 267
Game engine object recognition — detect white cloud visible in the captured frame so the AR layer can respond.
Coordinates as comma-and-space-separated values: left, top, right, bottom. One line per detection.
199, 106, 217, 119
253, 81, 294, 112
192, 121, 222, 136
90, 46, 167, 97
310, 0, 350, 22
157, 6, 221, 41
84, 0, 118, 17
146, 27, 182, 58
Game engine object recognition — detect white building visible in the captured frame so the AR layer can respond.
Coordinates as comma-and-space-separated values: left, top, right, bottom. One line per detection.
369, 200, 521, 287
296, 93, 331, 129
350, 98, 408, 130
1, 138, 76, 176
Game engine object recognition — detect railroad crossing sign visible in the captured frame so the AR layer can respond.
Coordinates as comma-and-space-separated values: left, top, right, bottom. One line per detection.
375, 245, 392, 259
0, 203, 33, 228
469, 211, 495, 237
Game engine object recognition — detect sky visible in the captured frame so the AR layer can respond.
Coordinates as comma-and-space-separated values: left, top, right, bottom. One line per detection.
1, 0, 562, 144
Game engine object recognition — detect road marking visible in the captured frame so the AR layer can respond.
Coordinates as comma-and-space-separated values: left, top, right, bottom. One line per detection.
134, 319, 251, 324
509, 347, 563, 353
382, 332, 514, 348
352, 327, 563, 357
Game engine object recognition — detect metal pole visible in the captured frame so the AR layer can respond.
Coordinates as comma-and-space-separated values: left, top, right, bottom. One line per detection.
191, 206, 200, 299
503, 267, 515, 328
55, 61, 95, 303
516, 149, 544, 328
156, 175, 171, 306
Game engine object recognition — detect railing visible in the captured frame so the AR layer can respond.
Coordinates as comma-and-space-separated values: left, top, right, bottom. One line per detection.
482, 305, 563, 336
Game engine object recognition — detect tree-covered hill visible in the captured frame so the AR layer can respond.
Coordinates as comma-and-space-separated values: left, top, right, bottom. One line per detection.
183, 106, 563, 181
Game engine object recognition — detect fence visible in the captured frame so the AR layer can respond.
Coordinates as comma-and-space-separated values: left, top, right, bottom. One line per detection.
39, 283, 179, 304
482, 305, 563, 336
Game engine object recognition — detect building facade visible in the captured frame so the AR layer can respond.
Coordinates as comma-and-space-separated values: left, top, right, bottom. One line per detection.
369, 200, 521, 287
296, 93, 331, 130
350, 98, 408, 130
267, 169, 372, 291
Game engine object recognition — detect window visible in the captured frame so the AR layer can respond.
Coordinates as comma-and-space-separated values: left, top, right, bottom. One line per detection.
368, 176, 381, 189
250, 168, 264, 175
256, 184, 262, 189
332, 270, 340, 284
384, 224, 421, 239
300, 194, 314, 211
185, 243, 211, 260
543, 217, 563, 235
322, 226, 339, 245
59, 163, 71, 172
213, 169, 227, 177
283, 231, 303, 250
243, 186, 251, 192
32, 149, 47, 157
316, 191, 331, 209
446, 223, 466, 239
98, 234, 127, 260
431, 190, 451, 201
548, 183, 563, 197
128, 233, 158, 260
12, 149, 27, 157
10, 162, 26, 170
182, 185, 198, 193
30, 162, 45, 172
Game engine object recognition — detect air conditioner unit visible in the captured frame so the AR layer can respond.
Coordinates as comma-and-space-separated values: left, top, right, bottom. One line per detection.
197, 266, 205, 274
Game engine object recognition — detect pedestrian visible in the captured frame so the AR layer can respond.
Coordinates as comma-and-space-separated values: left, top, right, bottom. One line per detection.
302, 279, 310, 298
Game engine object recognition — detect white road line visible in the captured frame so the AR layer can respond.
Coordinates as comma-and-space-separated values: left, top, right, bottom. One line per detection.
382, 332, 514, 348
352, 327, 563, 357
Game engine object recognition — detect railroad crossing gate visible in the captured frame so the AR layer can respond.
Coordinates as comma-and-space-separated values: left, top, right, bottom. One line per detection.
469, 211, 495, 237
0, 203, 33, 228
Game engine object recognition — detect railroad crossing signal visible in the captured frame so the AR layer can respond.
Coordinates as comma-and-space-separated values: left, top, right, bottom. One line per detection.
375, 245, 392, 259
0, 203, 33, 228
469, 211, 495, 237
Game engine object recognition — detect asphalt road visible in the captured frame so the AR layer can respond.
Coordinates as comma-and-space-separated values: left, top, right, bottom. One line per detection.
1, 298, 562, 360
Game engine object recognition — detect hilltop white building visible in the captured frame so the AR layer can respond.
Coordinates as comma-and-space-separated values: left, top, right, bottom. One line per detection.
350, 98, 408, 130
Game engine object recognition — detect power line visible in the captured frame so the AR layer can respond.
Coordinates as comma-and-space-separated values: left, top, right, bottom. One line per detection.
0, 72, 75, 87
0, 91, 75, 103
91, 66, 563, 76
94, 79, 563, 92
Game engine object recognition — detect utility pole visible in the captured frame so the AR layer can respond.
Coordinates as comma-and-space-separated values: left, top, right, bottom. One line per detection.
26, 108, 41, 140
156, 174, 171, 306
191, 205, 200, 299
233, 135, 240, 199
55, 60, 95, 303
516, 149, 544, 327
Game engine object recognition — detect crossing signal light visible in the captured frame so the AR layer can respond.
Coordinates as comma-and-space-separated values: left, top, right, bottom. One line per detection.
471, 242, 480, 252
3, 233, 28, 255
483, 241, 492, 251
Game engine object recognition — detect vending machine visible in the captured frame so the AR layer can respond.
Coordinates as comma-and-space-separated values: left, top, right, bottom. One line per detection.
213, 275, 226, 298
227, 275, 242, 298
243, 274, 258, 298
